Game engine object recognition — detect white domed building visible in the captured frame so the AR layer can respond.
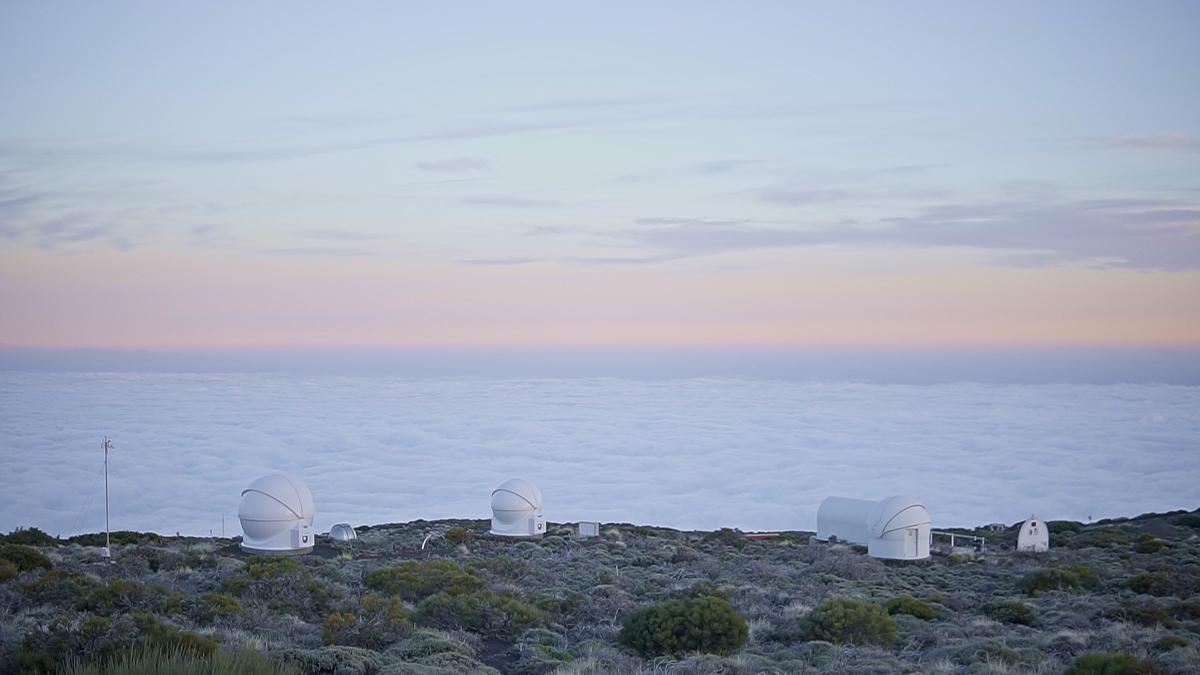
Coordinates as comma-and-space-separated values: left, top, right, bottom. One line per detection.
238, 474, 316, 554
490, 478, 545, 538
329, 523, 357, 542
1016, 515, 1049, 552
817, 495, 931, 560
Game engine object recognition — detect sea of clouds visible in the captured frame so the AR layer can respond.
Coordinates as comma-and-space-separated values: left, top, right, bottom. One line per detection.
1, 373, 1197, 537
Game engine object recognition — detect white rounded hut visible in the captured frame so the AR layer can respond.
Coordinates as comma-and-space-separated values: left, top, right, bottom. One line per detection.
329, 523, 357, 542
1017, 515, 1049, 552
238, 474, 316, 554
816, 495, 931, 560
490, 478, 545, 538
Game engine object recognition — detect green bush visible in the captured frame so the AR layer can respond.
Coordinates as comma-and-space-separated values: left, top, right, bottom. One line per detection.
198, 594, 242, 622
444, 527, 473, 546
223, 556, 334, 621
1133, 534, 1166, 554
322, 594, 412, 649
1154, 635, 1187, 651
21, 570, 101, 606
1070, 528, 1132, 549
983, 601, 1037, 626
1172, 514, 1200, 529
1128, 573, 1171, 596
276, 645, 385, 675
0, 544, 53, 571
79, 579, 147, 615
63, 646, 297, 675
3, 528, 59, 547
617, 595, 748, 658
131, 612, 217, 658
1019, 565, 1101, 595
416, 589, 544, 639
66, 531, 165, 547
798, 598, 896, 647
1063, 651, 1157, 675
0, 559, 17, 582
883, 596, 936, 620
363, 560, 486, 601
1108, 602, 1177, 628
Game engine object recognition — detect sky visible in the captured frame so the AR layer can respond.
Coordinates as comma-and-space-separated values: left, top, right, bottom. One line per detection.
2, 2, 1199, 366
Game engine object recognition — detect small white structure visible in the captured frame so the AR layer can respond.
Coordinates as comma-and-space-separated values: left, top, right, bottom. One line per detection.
490, 478, 545, 538
1017, 515, 1049, 552
238, 474, 316, 554
329, 523, 357, 542
816, 495, 931, 560
578, 521, 600, 538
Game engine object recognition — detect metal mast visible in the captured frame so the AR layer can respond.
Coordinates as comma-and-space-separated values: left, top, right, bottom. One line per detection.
102, 437, 113, 560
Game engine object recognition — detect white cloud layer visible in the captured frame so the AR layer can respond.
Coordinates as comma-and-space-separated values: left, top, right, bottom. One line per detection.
1, 374, 1197, 537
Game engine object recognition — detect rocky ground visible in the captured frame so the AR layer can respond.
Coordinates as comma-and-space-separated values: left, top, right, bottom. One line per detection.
2, 509, 1199, 674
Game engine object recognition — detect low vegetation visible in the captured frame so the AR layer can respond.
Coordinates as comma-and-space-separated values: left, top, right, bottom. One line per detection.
616, 595, 747, 657
2, 508, 1198, 673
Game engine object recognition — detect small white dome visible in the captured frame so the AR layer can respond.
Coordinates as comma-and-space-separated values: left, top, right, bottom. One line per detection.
329, 523, 357, 542
490, 478, 545, 538
868, 495, 930, 537
238, 474, 316, 554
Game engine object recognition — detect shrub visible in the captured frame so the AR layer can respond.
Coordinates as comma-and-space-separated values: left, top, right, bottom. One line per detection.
1070, 528, 1132, 549
1133, 535, 1166, 554
364, 560, 486, 601
883, 596, 936, 621
322, 595, 412, 649
0, 559, 17, 582
66, 531, 165, 547
797, 598, 896, 647
62, 646, 296, 675
21, 570, 101, 606
445, 527, 472, 546
1019, 565, 1101, 595
617, 595, 748, 658
1108, 602, 1177, 628
131, 612, 217, 658
1172, 514, 1200, 528
1154, 635, 1187, 651
1063, 651, 1158, 675
416, 589, 544, 638
0, 544, 53, 572
79, 579, 147, 615
3, 528, 59, 547
224, 556, 334, 621
983, 601, 1037, 626
276, 645, 384, 675
198, 594, 242, 622
385, 628, 475, 661
1128, 573, 1171, 596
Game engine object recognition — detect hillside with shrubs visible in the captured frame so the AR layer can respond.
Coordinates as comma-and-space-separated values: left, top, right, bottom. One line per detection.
2, 509, 1199, 674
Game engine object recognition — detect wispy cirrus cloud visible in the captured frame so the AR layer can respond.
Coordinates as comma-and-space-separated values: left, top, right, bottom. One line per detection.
415, 157, 490, 172
1088, 133, 1200, 153
549, 198, 1200, 269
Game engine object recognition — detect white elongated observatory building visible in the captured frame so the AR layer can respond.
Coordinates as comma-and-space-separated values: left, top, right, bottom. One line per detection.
329, 523, 357, 542
816, 495, 931, 560
490, 478, 545, 538
1017, 515, 1049, 552
238, 474, 316, 554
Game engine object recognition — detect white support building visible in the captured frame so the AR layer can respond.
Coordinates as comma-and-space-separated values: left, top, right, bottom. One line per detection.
490, 478, 545, 538
816, 495, 931, 560
238, 474, 316, 555
1017, 515, 1049, 552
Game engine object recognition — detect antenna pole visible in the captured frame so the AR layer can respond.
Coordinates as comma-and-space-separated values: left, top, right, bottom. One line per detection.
102, 437, 112, 560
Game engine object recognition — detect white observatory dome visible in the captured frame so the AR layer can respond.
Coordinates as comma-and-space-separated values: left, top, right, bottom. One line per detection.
329, 523, 357, 542
1017, 515, 1049, 552
490, 478, 545, 538
238, 474, 316, 554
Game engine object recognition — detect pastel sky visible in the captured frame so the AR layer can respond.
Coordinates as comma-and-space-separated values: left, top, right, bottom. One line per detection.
2, 2, 1198, 351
